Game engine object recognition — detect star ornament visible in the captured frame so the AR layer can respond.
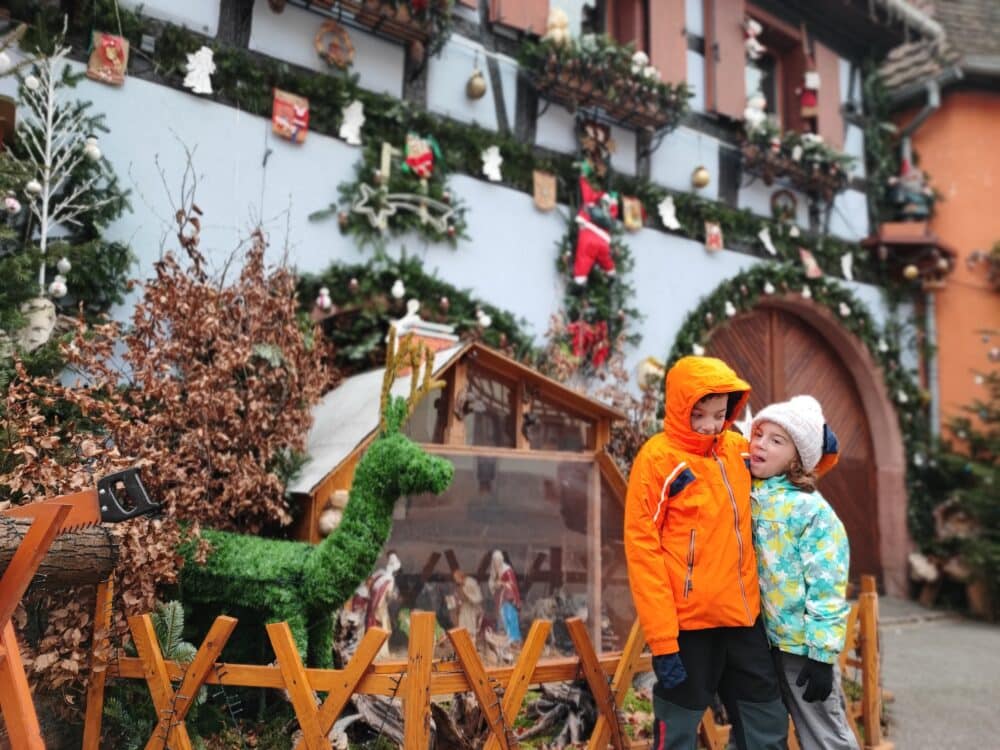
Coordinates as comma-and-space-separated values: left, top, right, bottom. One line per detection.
351, 183, 396, 232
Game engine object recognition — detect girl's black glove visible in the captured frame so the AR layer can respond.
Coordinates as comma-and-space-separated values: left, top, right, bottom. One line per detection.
795, 657, 834, 702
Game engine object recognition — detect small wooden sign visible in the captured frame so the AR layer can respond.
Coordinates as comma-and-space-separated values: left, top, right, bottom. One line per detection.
272, 89, 309, 144
533, 170, 556, 212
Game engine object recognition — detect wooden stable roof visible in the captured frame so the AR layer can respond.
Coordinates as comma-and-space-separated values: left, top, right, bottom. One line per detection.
287, 342, 625, 499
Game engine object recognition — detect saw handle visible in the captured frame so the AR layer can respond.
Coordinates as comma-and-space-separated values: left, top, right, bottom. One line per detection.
96, 468, 159, 523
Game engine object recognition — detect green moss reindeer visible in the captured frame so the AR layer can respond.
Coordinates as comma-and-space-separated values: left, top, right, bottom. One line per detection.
179, 331, 454, 666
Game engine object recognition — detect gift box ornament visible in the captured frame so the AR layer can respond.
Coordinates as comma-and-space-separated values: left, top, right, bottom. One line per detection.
86, 32, 129, 86
272, 89, 310, 144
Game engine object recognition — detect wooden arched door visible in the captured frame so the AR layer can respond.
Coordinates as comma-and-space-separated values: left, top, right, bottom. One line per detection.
708, 305, 881, 582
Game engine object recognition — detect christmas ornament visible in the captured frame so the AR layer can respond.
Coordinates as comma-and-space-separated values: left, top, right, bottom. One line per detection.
743, 92, 767, 133
85, 32, 129, 86
391, 279, 405, 299
573, 176, 619, 285
763, 281, 775, 294
799, 248, 823, 279
903, 264, 920, 280
791, 144, 803, 162
348, 277, 359, 293
744, 18, 766, 60
789, 225, 801, 238
543, 7, 572, 46
897, 390, 909, 404
56, 257, 71, 275
481, 145, 503, 182
567, 319, 610, 367
758, 225, 777, 255
0, 52, 10, 74
913, 452, 925, 467
24, 75, 39, 91
439, 296, 449, 312
691, 166, 711, 189
705, 312, 715, 324
533, 170, 556, 211
315, 286, 333, 311
25, 179, 42, 196
476, 309, 492, 328
48, 274, 67, 298
83, 136, 102, 162
974, 374, 984, 386
657, 196, 681, 230
692, 343, 706, 356
840, 252, 854, 281
622, 196, 645, 231
402, 132, 439, 180
988, 347, 1000, 363
315, 20, 355, 69
466, 64, 487, 100
3, 194, 21, 214
878, 338, 889, 353
838, 302, 851, 317
801, 285, 812, 299
183, 46, 216, 95
337, 211, 349, 230
637, 356, 666, 391
725, 300, 737, 317
350, 181, 454, 235
740, 284, 749, 296
339, 100, 365, 145
578, 120, 614, 179
704, 221, 723, 252
272, 89, 309, 144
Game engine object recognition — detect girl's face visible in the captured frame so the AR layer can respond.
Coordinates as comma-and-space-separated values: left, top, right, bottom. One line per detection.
749, 421, 799, 479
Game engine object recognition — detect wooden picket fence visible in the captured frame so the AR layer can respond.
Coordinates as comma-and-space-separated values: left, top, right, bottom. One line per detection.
81, 576, 892, 750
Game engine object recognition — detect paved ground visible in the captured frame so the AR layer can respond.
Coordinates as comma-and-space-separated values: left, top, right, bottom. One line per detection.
879, 597, 1000, 749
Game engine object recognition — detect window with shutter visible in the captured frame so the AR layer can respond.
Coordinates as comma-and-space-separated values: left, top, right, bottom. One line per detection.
489, 0, 549, 35
649, 0, 686, 84
704, 0, 746, 119
814, 42, 843, 150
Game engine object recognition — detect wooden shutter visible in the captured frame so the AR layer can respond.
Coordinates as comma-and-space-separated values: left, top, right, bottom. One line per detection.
814, 42, 843, 149
611, 0, 646, 50
490, 0, 549, 35
704, 0, 746, 119
649, 0, 686, 84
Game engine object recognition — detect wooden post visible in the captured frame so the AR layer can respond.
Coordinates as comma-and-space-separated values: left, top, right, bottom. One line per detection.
860, 590, 891, 750
588, 618, 646, 750
447, 627, 513, 750
0, 621, 45, 750
483, 619, 551, 750
267, 622, 328, 750
293, 627, 388, 750
566, 617, 625, 750
82, 579, 115, 750
587, 462, 602, 650
404, 611, 435, 749
128, 614, 195, 750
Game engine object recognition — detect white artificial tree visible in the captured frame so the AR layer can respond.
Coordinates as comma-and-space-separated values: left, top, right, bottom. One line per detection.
9, 46, 114, 297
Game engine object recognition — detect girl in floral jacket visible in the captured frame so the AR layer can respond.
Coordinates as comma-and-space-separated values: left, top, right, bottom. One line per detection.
749, 395, 859, 750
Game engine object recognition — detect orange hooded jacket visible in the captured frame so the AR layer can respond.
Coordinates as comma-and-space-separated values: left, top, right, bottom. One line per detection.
625, 356, 760, 656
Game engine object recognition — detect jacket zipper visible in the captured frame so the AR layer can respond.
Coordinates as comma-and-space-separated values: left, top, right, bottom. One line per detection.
683, 529, 696, 598
713, 449, 753, 623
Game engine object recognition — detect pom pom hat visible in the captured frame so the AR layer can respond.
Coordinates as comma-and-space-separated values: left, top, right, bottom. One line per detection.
752, 395, 840, 474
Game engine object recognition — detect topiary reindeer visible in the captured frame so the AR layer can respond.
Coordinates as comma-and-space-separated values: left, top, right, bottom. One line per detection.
179, 331, 454, 666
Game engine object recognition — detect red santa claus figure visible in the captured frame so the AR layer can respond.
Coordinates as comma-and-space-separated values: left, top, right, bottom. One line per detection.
573, 176, 619, 285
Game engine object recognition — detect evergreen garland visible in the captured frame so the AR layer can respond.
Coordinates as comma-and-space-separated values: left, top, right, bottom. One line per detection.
665, 261, 934, 541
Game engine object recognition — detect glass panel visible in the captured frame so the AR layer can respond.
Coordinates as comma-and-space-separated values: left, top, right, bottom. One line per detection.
462, 366, 516, 448
370, 454, 595, 662
525, 397, 595, 452
601, 476, 635, 652
404, 379, 447, 444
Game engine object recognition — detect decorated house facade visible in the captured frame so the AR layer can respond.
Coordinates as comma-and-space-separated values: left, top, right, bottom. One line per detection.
1, 0, 947, 604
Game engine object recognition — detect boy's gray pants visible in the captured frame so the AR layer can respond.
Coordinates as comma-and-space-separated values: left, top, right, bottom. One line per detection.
776, 651, 861, 750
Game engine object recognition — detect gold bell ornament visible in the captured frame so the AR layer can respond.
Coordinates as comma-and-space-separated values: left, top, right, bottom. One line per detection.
691, 165, 711, 189
466, 63, 487, 100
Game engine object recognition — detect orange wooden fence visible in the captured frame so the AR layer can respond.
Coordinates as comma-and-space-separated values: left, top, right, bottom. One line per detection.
80, 575, 891, 750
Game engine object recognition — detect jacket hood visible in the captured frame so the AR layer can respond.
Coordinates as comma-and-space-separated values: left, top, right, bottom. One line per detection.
664, 356, 751, 454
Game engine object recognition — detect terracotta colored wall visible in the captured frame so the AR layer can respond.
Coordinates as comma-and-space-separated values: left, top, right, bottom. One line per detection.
900, 91, 1000, 432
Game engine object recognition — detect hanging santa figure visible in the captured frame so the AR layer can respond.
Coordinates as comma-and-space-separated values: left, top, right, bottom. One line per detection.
573, 175, 619, 285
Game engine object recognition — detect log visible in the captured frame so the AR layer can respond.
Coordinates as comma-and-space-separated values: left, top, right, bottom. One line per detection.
0, 516, 116, 588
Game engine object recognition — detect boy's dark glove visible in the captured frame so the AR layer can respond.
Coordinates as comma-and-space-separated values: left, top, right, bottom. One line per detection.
652, 652, 687, 690
796, 658, 834, 702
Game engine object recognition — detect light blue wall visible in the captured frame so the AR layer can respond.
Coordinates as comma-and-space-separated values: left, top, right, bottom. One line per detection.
427, 35, 518, 131
249, 3, 405, 97
651, 126, 720, 200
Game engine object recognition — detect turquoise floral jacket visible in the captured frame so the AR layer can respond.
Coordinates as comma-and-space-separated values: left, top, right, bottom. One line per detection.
751, 475, 850, 664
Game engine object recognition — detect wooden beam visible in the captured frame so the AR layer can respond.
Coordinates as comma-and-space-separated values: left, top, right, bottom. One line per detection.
0, 503, 70, 627
168, 616, 238, 732
403, 611, 436, 749
859, 591, 889, 750
587, 463, 603, 649
293, 627, 388, 750
483, 619, 551, 750
588, 618, 647, 750
0, 621, 44, 750
566, 618, 625, 750
129, 614, 194, 750
267, 622, 328, 750
421, 442, 595, 462
447, 627, 513, 750
82, 579, 115, 750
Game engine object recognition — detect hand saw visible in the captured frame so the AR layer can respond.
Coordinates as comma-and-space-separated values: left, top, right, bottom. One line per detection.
1, 468, 160, 535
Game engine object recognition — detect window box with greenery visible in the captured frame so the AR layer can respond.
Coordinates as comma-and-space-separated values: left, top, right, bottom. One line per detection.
520, 34, 690, 133
741, 117, 853, 201
298, 0, 455, 57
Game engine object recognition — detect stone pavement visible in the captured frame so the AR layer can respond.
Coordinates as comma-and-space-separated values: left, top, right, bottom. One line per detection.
879, 597, 1000, 749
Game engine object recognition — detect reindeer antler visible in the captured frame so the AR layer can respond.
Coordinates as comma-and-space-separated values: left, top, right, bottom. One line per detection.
379, 327, 446, 434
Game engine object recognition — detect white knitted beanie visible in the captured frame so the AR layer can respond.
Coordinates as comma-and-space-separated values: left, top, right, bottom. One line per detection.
752, 395, 825, 472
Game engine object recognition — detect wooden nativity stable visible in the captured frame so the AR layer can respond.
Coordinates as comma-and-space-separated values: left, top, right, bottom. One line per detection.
286, 335, 635, 653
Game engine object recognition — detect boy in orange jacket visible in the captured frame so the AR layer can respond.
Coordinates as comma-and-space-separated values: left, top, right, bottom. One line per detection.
625, 356, 787, 749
